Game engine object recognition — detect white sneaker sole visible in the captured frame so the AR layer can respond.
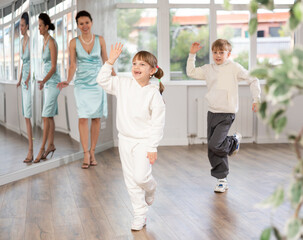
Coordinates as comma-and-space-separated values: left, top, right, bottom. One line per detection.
214, 186, 229, 193
131, 223, 146, 231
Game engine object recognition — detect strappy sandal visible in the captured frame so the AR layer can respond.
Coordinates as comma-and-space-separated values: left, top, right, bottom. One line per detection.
90, 149, 98, 166
42, 144, 56, 160
81, 151, 90, 169
23, 149, 33, 163
34, 148, 45, 163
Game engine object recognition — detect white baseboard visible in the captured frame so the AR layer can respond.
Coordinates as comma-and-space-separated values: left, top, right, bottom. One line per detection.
55, 127, 70, 134
160, 138, 189, 146
69, 131, 80, 142
256, 137, 289, 144
114, 138, 189, 147
0, 140, 115, 186
4, 123, 20, 135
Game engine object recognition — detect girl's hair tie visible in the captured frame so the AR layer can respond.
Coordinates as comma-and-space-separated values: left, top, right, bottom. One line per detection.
156, 65, 159, 69
158, 78, 161, 82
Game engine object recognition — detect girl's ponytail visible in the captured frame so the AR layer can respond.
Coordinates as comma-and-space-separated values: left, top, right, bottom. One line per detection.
154, 66, 164, 95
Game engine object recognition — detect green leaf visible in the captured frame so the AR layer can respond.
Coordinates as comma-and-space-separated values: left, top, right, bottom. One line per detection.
257, 0, 269, 4
289, 14, 300, 30
223, 0, 231, 10
251, 67, 268, 79
250, 0, 259, 14
273, 84, 289, 97
288, 134, 297, 141
293, 2, 303, 21
275, 116, 287, 134
273, 227, 282, 240
258, 186, 284, 209
249, 18, 258, 35
258, 101, 267, 119
290, 181, 303, 205
286, 218, 301, 239
269, 109, 285, 129
260, 227, 271, 240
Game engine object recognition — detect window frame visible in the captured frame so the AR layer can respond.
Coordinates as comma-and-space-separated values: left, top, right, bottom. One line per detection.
116, 0, 296, 82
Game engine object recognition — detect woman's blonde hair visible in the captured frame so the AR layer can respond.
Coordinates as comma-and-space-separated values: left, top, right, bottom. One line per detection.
133, 51, 165, 94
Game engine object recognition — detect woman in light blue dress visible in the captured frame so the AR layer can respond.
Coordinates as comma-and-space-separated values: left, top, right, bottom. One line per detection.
34, 13, 60, 163
58, 11, 110, 169
17, 12, 33, 163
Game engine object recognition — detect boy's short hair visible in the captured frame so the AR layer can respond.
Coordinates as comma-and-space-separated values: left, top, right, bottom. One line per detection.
211, 39, 232, 52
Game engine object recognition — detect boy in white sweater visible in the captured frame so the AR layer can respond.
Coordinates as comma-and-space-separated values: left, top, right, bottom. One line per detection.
186, 39, 261, 193
96, 43, 165, 230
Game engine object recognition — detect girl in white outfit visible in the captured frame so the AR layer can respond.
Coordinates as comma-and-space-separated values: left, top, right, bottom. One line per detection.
96, 43, 165, 231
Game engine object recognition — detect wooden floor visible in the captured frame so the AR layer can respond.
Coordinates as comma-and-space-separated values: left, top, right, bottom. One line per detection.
0, 143, 296, 240
0, 125, 80, 175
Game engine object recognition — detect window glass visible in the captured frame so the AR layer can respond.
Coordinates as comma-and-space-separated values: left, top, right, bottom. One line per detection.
14, 20, 20, 80
0, 29, 4, 79
256, 9, 293, 65
217, 10, 250, 69
170, 8, 209, 80
117, 8, 157, 74
4, 25, 12, 80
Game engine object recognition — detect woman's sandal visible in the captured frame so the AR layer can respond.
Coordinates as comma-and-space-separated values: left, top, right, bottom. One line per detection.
90, 149, 98, 166
82, 151, 90, 169
34, 148, 45, 163
42, 144, 56, 160
23, 149, 33, 163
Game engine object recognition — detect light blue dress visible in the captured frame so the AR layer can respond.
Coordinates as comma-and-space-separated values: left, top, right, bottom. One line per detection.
41, 37, 61, 117
21, 38, 31, 118
74, 35, 107, 118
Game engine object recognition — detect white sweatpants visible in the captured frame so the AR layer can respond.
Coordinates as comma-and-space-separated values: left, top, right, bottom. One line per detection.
118, 138, 157, 218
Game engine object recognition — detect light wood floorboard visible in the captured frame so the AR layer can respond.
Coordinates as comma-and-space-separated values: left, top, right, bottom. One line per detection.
0, 143, 297, 240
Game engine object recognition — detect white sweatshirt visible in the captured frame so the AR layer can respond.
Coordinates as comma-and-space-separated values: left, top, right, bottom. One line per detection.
96, 63, 165, 152
186, 53, 261, 113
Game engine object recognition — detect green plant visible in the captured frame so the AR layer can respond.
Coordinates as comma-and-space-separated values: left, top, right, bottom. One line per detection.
246, 0, 303, 239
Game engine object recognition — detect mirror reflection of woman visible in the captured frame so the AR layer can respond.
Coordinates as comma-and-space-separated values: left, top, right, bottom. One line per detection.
34, 13, 60, 163
17, 12, 33, 163
57, 11, 111, 169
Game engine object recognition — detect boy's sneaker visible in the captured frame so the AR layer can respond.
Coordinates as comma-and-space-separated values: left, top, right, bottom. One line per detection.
214, 179, 228, 193
145, 182, 157, 206
229, 132, 242, 156
131, 217, 147, 231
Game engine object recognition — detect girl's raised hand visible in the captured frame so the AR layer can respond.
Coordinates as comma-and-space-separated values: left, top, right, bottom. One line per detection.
108, 42, 123, 65
190, 42, 202, 54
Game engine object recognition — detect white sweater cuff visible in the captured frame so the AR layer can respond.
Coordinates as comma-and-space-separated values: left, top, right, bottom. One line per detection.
188, 53, 196, 58
147, 147, 157, 153
104, 62, 114, 69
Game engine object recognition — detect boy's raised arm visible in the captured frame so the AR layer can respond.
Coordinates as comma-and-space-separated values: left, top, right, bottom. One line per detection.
186, 42, 207, 80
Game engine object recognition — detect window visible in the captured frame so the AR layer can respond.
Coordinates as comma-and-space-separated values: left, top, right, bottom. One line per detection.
170, 8, 209, 80
64, 13, 73, 79
14, 0, 23, 18
117, 8, 157, 74
256, 9, 294, 65
56, 18, 64, 78
269, 27, 281, 37
4, 25, 12, 80
14, 20, 20, 80
48, 0, 55, 16
4, 5, 12, 23
0, 29, 4, 79
217, 10, 250, 70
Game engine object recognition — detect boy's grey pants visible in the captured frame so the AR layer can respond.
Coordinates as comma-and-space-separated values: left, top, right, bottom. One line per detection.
207, 111, 237, 179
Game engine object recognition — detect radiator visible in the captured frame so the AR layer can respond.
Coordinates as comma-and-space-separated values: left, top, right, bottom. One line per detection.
196, 96, 253, 138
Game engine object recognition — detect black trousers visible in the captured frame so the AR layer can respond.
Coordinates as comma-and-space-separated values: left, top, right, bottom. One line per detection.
207, 111, 237, 179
